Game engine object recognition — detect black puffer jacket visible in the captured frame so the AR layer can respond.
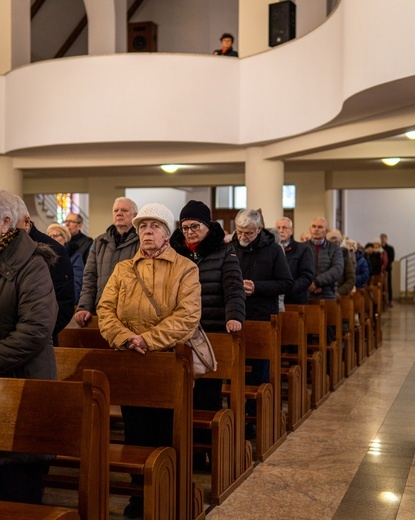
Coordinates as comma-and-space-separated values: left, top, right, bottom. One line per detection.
232, 228, 294, 320
170, 222, 245, 332
0, 229, 58, 379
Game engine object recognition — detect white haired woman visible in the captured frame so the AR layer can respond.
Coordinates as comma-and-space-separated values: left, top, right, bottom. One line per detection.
0, 190, 58, 504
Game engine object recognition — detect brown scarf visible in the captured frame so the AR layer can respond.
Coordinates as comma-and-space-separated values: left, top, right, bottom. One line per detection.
0, 229, 19, 253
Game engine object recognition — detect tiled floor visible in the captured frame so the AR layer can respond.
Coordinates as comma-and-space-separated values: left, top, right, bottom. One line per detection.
43, 302, 415, 519
206, 303, 415, 520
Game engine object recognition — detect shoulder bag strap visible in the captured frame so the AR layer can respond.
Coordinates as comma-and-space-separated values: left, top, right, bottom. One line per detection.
133, 265, 163, 318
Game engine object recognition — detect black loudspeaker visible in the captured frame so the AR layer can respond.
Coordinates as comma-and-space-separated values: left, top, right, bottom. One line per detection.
128, 22, 158, 52
269, 1, 296, 47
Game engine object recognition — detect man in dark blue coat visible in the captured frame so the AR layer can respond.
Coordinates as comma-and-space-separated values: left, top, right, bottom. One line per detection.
276, 217, 314, 304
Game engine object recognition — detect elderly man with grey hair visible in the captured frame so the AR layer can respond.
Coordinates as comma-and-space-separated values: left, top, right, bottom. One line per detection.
75, 197, 139, 326
306, 217, 344, 300
232, 208, 293, 435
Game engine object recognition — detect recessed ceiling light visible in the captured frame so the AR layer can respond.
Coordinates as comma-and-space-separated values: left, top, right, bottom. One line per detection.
161, 164, 179, 174
381, 158, 400, 166
405, 131, 415, 139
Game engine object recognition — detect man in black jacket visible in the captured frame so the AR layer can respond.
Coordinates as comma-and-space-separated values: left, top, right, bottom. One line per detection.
14, 196, 74, 346
380, 233, 395, 307
232, 209, 293, 433
64, 212, 93, 265
276, 217, 314, 304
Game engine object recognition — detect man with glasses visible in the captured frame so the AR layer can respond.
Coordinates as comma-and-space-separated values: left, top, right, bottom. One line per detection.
64, 213, 93, 266
232, 209, 293, 437
275, 216, 314, 304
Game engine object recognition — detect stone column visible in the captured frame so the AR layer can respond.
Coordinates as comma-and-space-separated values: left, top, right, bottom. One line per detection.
0, 157, 23, 194
0, 0, 30, 74
245, 147, 284, 228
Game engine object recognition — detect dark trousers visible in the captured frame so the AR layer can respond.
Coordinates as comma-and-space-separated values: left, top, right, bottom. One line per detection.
193, 377, 223, 444
0, 463, 47, 504
387, 268, 393, 302
121, 405, 174, 487
245, 359, 270, 416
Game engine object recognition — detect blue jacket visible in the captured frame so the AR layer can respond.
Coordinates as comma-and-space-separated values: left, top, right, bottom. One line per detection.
355, 250, 370, 288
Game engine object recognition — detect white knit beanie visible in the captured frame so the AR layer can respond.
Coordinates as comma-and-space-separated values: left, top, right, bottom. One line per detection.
132, 203, 175, 235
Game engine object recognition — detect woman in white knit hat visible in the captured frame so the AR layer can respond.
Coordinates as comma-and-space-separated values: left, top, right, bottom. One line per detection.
97, 202, 201, 519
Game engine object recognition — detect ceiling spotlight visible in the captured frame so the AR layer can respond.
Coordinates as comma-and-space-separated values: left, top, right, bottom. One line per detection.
161, 164, 179, 174
405, 131, 415, 140
381, 158, 400, 166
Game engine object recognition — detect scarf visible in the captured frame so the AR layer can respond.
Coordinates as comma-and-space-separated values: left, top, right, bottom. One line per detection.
140, 240, 169, 259
0, 229, 19, 253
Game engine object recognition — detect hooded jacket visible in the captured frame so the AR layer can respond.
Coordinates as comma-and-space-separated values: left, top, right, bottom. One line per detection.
77, 224, 139, 314
170, 222, 245, 332
232, 228, 294, 319
0, 229, 58, 379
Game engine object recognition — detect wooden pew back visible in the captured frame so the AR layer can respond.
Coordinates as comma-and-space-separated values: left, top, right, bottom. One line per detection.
242, 317, 285, 453
0, 370, 110, 520
278, 310, 309, 417
58, 317, 109, 349
204, 332, 247, 480
55, 345, 194, 520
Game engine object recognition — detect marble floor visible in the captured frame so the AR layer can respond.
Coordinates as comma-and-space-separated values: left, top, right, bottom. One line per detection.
206, 303, 415, 520
43, 302, 415, 519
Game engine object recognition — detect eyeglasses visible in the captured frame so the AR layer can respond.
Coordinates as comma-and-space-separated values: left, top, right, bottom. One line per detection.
64, 220, 80, 225
49, 233, 63, 238
276, 226, 291, 231
235, 229, 256, 237
181, 223, 201, 233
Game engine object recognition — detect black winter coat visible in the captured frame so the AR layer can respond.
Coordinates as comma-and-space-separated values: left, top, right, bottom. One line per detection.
232, 228, 294, 320
29, 222, 75, 344
170, 222, 245, 332
283, 238, 314, 304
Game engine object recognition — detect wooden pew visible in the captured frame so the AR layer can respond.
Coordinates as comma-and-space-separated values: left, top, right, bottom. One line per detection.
352, 289, 368, 365
53, 345, 203, 520
58, 316, 110, 349
321, 299, 342, 391
194, 331, 254, 505
233, 317, 287, 462
0, 369, 109, 520
278, 310, 311, 431
363, 287, 377, 355
368, 282, 383, 348
339, 295, 358, 376
285, 302, 330, 408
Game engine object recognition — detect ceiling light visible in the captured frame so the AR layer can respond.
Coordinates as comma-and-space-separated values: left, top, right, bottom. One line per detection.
161, 164, 179, 174
381, 158, 400, 166
405, 131, 415, 139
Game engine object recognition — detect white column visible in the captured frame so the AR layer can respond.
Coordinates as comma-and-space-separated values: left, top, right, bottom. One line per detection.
0, 157, 23, 194
245, 147, 284, 228
84, 0, 117, 55
0, 0, 30, 74
324, 189, 336, 229
115, 0, 127, 53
